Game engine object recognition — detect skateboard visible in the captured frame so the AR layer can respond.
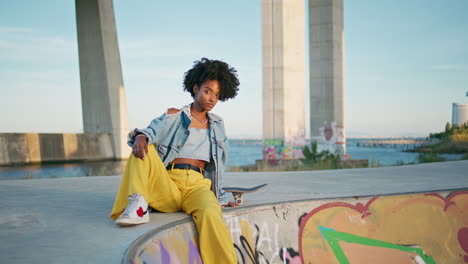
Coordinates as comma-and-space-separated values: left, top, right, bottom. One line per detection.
222, 184, 268, 206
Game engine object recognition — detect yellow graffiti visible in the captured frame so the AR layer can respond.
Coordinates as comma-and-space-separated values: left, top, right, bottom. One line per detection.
300, 191, 468, 264
127, 191, 468, 264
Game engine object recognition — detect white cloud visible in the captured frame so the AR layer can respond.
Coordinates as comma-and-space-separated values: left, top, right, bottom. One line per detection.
0, 29, 77, 62
120, 37, 200, 59
123, 66, 182, 80
0, 26, 36, 33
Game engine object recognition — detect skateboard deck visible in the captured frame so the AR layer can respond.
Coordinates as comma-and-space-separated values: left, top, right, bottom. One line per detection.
222, 184, 268, 206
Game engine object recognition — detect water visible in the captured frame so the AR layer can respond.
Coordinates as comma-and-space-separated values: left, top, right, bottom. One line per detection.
228, 138, 427, 167
346, 138, 419, 166
228, 139, 263, 168
0, 160, 127, 181
0, 138, 464, 180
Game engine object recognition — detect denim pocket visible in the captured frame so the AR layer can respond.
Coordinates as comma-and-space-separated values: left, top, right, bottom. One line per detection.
157, 144, 168, 156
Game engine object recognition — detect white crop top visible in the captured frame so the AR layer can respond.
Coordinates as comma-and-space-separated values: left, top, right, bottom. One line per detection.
175, 127, 211, 162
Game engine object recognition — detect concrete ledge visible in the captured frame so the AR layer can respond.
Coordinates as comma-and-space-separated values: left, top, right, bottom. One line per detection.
125, 189, 468, 264
0, 160, 467, 263
0, 133, 115, 165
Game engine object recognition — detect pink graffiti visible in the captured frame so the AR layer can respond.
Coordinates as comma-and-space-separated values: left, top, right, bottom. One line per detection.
458, 227, 468, 263
188, 240, 202, 264
158, 240, 201, 264
160, 242, 170, 264
323, 123, 333, 141
263, 146, 279, 160
282, 249, 302, 264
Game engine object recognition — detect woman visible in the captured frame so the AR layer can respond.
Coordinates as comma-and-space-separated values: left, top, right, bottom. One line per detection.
110, 58, 239, 263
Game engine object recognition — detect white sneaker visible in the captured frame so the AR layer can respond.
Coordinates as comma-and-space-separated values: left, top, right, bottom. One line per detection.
116, 194, 150, 226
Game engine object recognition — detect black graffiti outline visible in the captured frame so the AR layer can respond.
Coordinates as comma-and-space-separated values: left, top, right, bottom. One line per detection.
234, 224, 270, 264
234, 243, 245, 264
278, 247, 300, 264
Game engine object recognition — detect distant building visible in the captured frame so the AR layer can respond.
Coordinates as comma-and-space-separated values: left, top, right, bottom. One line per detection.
452, 103, 468, 126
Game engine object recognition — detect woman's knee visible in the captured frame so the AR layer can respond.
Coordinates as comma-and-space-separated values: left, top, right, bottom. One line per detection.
128, 145, 159, 163
197, 204, 222, 218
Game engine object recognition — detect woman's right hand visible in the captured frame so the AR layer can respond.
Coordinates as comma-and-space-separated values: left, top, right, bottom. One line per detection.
222, 202, 239, 208
132, 134, 148, 160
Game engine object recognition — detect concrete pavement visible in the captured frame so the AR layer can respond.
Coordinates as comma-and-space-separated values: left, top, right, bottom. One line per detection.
0, 160, 467, 263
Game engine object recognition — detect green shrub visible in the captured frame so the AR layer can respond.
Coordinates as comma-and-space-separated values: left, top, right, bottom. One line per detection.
418, 153, 445, 163
301, 142, 341, 170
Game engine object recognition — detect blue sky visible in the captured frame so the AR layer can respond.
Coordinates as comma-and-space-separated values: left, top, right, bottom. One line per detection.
0, 0, 467, 138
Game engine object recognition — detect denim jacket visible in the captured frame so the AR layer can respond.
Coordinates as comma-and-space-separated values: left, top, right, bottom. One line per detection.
127, 104, 229, 205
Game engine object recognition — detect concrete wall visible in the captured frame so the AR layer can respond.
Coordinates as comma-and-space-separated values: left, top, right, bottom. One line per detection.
0, 133, 116, 165
75, 0, 129, 159
262, 0, 307, 149
309, 0, 346, 154
125, 189, 468, 263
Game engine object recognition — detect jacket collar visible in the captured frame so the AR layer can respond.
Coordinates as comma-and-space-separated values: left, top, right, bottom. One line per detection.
181, 103, 223, 123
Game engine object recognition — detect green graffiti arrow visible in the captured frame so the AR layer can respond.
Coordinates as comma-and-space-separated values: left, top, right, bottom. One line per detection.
319, 226, 436, 264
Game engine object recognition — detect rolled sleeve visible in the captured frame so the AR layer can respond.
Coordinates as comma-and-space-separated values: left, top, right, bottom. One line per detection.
127, 129, 152, 147
127, 112, 168, 147
218, 190, 228, 205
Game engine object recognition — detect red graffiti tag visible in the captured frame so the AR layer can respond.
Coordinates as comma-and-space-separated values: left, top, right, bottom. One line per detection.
425, 190, 468, 211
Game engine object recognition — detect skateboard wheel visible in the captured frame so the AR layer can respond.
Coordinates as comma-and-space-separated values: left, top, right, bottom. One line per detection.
223, 184, 268, 207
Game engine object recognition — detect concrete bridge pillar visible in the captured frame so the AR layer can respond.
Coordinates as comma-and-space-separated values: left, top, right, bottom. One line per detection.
309, 0, 346, 154
262, 0, 307, 159
75, 0, 129, 159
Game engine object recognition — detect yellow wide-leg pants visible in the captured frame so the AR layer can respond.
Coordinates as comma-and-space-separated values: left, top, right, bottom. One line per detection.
110, 145, 237, 264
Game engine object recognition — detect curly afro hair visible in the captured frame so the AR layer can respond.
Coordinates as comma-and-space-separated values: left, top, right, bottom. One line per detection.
183, 58, 239, 102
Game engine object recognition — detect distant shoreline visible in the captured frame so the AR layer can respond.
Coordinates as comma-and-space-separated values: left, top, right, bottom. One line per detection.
229, 137, 429, 144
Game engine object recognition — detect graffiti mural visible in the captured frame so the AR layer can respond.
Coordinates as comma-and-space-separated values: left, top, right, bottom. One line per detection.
130, 223, 203, 264
313, 121, 345, 154
262, 139, 304, 160
226, 217, 281, 264
319, 227, 435, 264
299, 191, 468, 263
126, 190, 468, 264
262, 128, 306, 160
